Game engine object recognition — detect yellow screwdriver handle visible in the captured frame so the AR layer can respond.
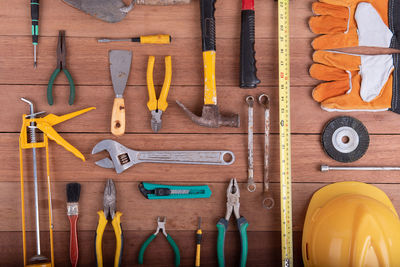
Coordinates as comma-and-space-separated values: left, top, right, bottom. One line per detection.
158, 56, 172, 111
140, 34, 171, 44
147, 56, 158, 111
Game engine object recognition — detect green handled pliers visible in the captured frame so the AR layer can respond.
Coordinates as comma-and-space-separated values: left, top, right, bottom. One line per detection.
217, 178, 249, 267
138, 217, 180, 266
95, 179, 123, 267
47, 30, 75, 105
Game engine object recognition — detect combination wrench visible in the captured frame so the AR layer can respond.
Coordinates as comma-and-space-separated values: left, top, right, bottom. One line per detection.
246, 96, 256, 192
259, 94, 274, 209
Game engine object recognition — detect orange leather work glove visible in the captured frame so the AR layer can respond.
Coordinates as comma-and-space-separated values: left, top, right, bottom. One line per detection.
309, 0, 400, 113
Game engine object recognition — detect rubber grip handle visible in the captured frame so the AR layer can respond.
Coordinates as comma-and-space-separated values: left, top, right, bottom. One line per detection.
47, 69, 60, 105
68, 215, 79, 267
166, 234, 180, 267
240, 10, 260, 88
111, 212, 123, 267
95, 211, 108, 267
216, 218, 228, 267
200, 0, 216, 52
63, 69, 75, 105
111, 98, 125, 136
31, 0, 39, 44
138, 234, 156, 264
237, 217, 249, 267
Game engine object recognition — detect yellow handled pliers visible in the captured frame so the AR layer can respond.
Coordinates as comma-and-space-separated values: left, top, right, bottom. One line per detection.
95, 179, 123, 267
146, 56, 172, 133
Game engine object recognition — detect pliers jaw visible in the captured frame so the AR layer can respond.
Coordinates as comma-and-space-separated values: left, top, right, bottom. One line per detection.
154, 216, 168, 237
103, 179, 116, 220
151, 110, 163, 133
225, 178, 241, 220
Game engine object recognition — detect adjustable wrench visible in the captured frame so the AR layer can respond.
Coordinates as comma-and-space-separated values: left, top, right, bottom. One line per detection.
246, 96, 256, 192
92, 140, 235, 174
259, 94, 274, 209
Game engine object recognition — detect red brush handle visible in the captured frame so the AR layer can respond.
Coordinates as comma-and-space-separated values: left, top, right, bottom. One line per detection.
242, 0, 254, 10
68, 215, 79, 267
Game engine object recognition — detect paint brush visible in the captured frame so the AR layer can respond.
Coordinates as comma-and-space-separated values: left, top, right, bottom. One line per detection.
67, 183, 81, 267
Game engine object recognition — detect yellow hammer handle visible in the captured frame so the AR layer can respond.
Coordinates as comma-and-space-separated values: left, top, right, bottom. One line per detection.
95, 211, 108, 267
112, 212, 123, 267
146, 56, 158, 111
111, 98, 125, 137
140, 34, 171, 44
203, 51, 217, 105
158, 56, 172, 111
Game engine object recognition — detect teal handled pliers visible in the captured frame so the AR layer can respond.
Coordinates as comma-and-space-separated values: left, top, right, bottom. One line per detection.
139, 217, 180, 266
95, 179, 123, 267
217, 178, 249, 267
47, 30, 75, 105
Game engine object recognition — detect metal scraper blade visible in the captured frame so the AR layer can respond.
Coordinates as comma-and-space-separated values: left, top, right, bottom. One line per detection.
109, 50, 132, 98
62, 0, 134, 23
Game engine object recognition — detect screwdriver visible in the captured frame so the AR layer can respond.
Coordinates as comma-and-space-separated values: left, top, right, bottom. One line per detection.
98, 34, 171, 44
195, 217, 202, 267
31, 0, 39, 69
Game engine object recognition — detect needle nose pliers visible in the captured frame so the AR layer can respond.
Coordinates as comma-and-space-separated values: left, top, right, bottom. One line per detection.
146, 56, 172, 133
95, 179, 123, 267
138, 216, 180, 266
217, 178, 249, 267
47, 30, 75, 105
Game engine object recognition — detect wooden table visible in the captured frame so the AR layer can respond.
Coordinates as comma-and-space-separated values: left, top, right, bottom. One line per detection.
1, 0, 400, 266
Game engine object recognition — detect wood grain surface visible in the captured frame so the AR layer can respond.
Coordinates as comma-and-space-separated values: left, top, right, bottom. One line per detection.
1, 0, 400, 266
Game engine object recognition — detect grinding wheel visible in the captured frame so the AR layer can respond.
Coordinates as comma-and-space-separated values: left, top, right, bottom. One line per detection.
321, 116, 369, 163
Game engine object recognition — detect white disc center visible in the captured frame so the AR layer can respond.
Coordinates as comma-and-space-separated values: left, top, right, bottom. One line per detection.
332, 126, 359, 153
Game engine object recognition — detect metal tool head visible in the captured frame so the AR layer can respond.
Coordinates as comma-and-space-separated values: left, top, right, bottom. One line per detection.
103, 179, 117, 220
246, 95, 254, 106
155, 216, 167, 237
151, 110, 163, 133
258, 94, 269, 109
57, 30, 66, 69
225, 178, 240, 220
62, 0, 134, 23
92, 139, 137, 173
175, 101, 240, 128
109, 50, 132, 98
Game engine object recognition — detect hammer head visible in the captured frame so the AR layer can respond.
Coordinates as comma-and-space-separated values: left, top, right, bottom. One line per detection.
176, 101, 240, 128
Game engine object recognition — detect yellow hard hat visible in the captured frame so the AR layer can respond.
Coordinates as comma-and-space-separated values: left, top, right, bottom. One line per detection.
302, 181, 400, 267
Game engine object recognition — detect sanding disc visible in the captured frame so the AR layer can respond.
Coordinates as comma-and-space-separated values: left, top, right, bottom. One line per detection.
322, 116, 369, 163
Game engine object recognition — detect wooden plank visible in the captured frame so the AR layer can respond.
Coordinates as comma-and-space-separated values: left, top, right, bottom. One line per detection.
0, 230, 304, 266
0, 37, 314, 87
1, 0, 314, 39
2, 181, 400, 232
4, 133, 400, 183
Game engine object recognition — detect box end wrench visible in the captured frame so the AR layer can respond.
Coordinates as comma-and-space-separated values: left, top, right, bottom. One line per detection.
246, 96, 256, 192
259, 94, 274, 209
92, 139, 235, 174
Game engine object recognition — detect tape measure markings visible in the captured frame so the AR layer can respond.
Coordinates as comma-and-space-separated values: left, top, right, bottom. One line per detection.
278, 0, 293, 266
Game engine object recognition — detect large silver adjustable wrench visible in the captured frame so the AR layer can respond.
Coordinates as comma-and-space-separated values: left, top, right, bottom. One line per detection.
92, 139, 235, 174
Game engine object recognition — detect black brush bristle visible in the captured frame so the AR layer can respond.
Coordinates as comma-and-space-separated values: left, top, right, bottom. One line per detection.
66, 183, 81, 203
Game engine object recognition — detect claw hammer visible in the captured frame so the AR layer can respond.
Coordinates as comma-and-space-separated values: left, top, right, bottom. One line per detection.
176, 0, 240, 128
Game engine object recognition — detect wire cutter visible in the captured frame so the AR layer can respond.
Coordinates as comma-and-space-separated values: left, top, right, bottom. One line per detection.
217, 178, 249, 267
95, 179, 123, 267
47, 30, 75, 105
138, 217, 180, 266
146, 56, 172, 133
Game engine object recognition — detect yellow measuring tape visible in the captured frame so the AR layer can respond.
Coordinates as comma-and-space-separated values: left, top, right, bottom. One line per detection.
278, 0, 293, 266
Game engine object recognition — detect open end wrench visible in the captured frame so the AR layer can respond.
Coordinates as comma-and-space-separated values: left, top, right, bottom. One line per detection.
246, 96, 256, 192
92, 140, 235, 174
259, 94, 274, 209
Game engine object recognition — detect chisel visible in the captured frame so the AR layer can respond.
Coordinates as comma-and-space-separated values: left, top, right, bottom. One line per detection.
98, 34, 171, 44
240, 0, 260, 88
31, 0, 39, 68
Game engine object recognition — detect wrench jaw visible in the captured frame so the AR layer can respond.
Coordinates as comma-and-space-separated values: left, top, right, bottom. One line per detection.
91, 139, 137, 174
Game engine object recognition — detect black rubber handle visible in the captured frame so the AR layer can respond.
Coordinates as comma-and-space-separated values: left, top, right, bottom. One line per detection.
240, 10, 260, 88
31, 0, 39, 44
200, 0, 216, 52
